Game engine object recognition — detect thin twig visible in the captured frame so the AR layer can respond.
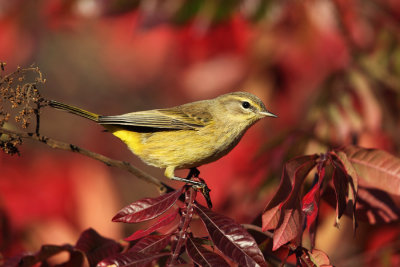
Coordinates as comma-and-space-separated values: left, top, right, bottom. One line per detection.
0, 126, 171, 192
0, 66, 39, 84
170, 187, 196, 265
35, 101, 41, 135
242, 224, 274, 239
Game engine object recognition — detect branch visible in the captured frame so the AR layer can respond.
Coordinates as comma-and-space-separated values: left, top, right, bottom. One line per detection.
0, 127, 171, 192
242, 224, 274, 239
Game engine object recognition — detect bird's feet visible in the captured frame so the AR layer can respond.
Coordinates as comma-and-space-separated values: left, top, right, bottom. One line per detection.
187, 168, 212, 208
186, 167, 200, 179
170, 168, 212, 208
193, 177, 212, 209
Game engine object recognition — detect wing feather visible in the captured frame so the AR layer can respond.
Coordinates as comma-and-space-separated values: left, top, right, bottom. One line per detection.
98, 106, 212, 130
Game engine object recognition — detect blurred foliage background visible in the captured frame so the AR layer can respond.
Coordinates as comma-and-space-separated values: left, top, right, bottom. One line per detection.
1, 0, 400, 265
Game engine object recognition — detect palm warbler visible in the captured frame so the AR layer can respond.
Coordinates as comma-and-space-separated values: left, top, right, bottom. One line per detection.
49, 92, 276, 184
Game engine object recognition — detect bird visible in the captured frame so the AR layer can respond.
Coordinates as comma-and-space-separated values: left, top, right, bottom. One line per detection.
49, 92, 277, 185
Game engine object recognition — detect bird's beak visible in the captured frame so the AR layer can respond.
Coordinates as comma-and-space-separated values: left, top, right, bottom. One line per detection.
259, 111, 278, 118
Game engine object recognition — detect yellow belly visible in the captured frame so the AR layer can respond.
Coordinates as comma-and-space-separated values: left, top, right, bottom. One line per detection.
108, 128, 144, 155
104, 124, 243, 170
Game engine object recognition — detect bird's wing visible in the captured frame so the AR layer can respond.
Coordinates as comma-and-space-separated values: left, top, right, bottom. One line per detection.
98, 106, 212, 130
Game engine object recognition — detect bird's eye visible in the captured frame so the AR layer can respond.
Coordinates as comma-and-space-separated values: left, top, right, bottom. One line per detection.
242, 101, 251, 109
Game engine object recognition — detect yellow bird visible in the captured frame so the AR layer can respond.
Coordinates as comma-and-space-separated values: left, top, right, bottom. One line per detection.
49, 92, 276, 185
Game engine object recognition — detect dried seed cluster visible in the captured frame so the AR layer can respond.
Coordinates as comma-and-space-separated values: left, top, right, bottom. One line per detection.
0, 135, 22, 155
0, 63, 46, 154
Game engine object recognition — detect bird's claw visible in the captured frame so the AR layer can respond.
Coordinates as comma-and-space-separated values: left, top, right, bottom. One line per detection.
192, 177, 212, 209
173, 168, 213, 208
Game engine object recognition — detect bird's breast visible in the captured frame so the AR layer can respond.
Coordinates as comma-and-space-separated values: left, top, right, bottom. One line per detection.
104, 122, 250, 170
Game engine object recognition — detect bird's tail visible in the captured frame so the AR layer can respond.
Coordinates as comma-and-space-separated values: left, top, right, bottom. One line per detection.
49, 100, 100, 122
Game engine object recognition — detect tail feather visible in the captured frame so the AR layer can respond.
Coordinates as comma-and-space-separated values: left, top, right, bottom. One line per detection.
49, 100, 99, 122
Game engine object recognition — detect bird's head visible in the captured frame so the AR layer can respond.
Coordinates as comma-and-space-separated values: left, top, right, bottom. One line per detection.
214, 92, 277, 126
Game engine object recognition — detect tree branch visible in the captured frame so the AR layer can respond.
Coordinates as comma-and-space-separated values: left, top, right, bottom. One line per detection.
0, 126, 172, 192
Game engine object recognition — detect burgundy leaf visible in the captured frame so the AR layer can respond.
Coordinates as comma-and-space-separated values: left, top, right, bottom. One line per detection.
332, 164, 348, 223
129, 234, 171, 254
335, 150, 359, 193
340, 145, 400, 195
272, 207, 304, 251
330, 153, 358, 229
97, 252, 169, 267
112, 189, 182, 223
262, 155, 318, 231
186, 236, 230, 267
4, 244, 83, 267
195, 204, 267, 267
332, 151, 358, 228
263, 155, 317, 250
125, 212, 177, 241
75, 228, 122, 267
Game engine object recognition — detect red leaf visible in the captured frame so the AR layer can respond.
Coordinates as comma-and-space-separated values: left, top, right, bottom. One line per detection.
302, 181, 320, 227
75, 228, 122, 267
186, 236, 230, 267
332, 164, 348, 223
335, 150, 359, 193
303, 161, 333, 249
272, 207, 304, 251
112, 189, 182, 223
195, 204, 267, 267
262, 155, 318, 231
308, 249, 332, 267
97, 252, 169, 267
333, 150, 359, 228
330, 153, 358, 228
340, 145, 400, 196
262, 155, 317, 250
302, 181, 320, 248
124, 212, 178, 241
291, 247, 332, 267
129, 234, 171, 254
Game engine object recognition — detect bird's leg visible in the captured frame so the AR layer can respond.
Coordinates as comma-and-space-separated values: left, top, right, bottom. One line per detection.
185, 168, 207, 189
195, 178, 212, 208
171, 176, 205, 187
186, 167, 200, 179
186, 168, 212, 208
165, 166, 205, 187
165, 167, 212, 207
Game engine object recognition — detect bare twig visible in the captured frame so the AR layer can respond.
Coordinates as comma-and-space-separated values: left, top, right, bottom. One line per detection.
0, 126, 170, 192
242, 224, 274, 239
170, 187, 196, 266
